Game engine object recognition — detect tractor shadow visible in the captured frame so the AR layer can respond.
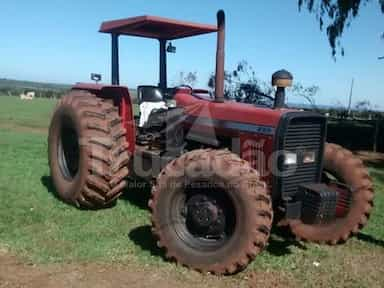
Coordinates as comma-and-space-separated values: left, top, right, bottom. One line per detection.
128, 225, 167, 260
40, 175, 116, 210
267, 230, 384, 255
120, 178, 152, 210
41, 175, 153, 208
123, 179, 166, 260
266, 226, 307, 256
128, 224, 307, 260
40, 175, 61, 201
357, 233, 384, 248
368, 161, 384, 170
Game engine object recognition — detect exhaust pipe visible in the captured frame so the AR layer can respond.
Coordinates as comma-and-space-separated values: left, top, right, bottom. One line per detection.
215, 10, 225, 103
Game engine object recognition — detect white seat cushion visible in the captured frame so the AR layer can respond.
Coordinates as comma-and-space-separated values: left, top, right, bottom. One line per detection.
139, 101, 168, 127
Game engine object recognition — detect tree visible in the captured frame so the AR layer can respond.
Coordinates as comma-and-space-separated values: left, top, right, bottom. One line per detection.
355, 99, 371, 111
208, 60, 274, 106
176, 71, 197, 87
298, 0, 384, 57
208, 60, 319, 108
291, 83, 320, 108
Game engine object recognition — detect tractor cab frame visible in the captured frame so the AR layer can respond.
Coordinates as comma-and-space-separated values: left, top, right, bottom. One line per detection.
95, 11, 229, 177
99, 13, 223, 98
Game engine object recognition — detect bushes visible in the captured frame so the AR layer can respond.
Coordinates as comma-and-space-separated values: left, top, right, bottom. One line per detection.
327, 119, 384, 152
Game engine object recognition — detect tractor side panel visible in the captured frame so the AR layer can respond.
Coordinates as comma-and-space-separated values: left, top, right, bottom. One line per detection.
182, 116, 275, 186
72, 83, 136, 154
239, 133, 274, 185
176, 91, 284, 186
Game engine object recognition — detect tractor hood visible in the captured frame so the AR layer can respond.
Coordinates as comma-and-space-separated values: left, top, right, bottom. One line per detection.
175, 92, 293, 133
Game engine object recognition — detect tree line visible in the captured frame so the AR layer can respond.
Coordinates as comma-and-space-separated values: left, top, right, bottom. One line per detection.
0, 87, 68, 99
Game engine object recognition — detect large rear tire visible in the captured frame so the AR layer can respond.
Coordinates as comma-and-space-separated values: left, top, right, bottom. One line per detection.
48, 91, 130, 209
288, 143, 374, 244
149, 149, 273, 274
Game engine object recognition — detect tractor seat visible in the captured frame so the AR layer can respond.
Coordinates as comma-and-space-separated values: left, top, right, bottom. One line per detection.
137, 86, 168, 127
137, 86, 165, 103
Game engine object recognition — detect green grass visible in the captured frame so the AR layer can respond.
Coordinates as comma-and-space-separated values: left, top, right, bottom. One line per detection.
0, 96, 383, 287
0, 96, 55, 131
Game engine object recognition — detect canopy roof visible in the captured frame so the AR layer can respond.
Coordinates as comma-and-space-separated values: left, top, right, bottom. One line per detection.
99, 15, 218, 40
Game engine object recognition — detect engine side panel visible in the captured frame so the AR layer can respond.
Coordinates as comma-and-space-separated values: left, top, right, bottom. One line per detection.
176, 92, 289, 187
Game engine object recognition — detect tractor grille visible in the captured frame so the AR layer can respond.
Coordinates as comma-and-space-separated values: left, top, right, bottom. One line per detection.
274, 113, 327, 200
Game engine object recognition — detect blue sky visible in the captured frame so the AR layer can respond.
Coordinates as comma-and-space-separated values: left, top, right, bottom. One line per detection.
0, 0, 383, 108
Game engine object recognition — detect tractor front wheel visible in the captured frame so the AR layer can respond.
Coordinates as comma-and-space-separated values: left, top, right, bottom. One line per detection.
48, 91, 130, 209
288, 143, 374, 244
149, 149, 273, 274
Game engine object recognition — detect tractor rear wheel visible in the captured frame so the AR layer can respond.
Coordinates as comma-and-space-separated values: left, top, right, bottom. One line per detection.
288, 143, 374, 244
48, 91, 130, 209
149, 149, 273, 274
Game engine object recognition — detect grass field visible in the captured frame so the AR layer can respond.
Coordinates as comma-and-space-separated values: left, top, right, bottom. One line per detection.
0, 96, 383, 287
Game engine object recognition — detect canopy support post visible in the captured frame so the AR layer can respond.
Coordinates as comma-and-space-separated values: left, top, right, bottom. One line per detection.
159, 39, 167, 89
111, 34, 120, 85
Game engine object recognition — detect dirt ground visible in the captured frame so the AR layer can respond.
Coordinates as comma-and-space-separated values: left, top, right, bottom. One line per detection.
0, 252, 221, 288
0, 248, 293, 288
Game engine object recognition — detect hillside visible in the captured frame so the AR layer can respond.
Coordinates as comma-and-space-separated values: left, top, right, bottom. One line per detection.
0, 78, 71, 91
0, 78, 137, 100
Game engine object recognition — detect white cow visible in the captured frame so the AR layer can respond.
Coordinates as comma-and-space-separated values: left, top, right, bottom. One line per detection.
20, 91, 35, 100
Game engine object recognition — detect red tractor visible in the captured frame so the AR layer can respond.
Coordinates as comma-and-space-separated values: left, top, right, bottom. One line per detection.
48, 10, 374, 274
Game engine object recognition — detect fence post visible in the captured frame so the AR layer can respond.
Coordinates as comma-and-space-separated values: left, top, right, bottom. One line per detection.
373, 119, 380, 152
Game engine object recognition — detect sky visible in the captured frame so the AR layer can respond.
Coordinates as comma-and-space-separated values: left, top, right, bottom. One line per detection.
0, 0, 383, 108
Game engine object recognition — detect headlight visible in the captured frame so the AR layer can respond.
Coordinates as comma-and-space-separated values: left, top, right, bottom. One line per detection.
303, 151, 316, 164
284, 152, 297, 165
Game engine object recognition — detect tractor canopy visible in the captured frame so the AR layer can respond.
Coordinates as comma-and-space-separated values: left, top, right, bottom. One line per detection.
99, 15, 218, 40
98, 11, 225, 101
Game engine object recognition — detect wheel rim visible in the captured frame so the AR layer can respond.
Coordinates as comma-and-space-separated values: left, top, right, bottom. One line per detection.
58, 116, 80, 180
171, 181, 236, 252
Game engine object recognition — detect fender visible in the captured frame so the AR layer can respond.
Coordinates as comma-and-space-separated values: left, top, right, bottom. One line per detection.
73, 83, 135, 154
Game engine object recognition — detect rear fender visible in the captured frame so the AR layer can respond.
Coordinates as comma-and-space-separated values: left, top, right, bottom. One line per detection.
72, 83, 135, 154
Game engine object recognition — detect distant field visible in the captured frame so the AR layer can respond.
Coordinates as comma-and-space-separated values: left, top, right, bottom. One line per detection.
0, 96, 383, 287
0, 96, 138, 131
0, 96, 55, 132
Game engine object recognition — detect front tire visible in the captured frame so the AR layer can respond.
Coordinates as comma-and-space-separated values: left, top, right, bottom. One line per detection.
288, 143, 374, 244
149, 149, 273, 274
48, 91, 130, 209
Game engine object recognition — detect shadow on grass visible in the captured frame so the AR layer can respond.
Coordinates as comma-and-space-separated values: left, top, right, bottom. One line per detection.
267, 226, 307, 256
40, 175, 116, 210
128, 224, 306, 260
120, 178, 152, 210
128, 225, 166, 260
40, 175, 61, 200
357, 233, 384, 248
368, 161, 384, 170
